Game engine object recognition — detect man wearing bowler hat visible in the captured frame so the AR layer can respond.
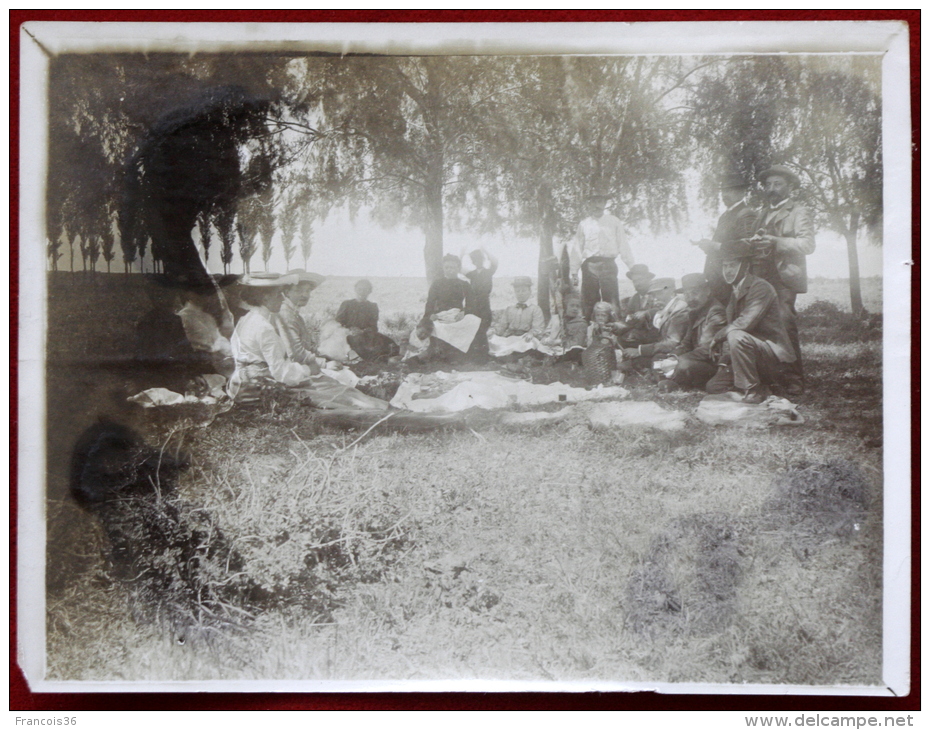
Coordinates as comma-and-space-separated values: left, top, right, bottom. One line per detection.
568, 191, 634, 320
619, 273, 693, 378
750, 165, 816, 395
704, 240, 797, 403
614, 264, 670, 348
694, 172, 758, 304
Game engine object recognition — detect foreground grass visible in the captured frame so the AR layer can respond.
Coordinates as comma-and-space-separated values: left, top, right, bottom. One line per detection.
47, 383, 882, 685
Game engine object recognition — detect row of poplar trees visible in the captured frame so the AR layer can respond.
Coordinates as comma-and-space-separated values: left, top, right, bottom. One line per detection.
46, 52, 881, 314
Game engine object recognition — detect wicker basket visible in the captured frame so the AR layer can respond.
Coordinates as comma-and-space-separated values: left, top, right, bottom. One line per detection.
583, 341, 617, 385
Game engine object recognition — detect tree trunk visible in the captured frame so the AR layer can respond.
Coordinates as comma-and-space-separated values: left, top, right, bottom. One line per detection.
423, 181, 444, 284
536, 185, 557, 319
844, 212, 866, 317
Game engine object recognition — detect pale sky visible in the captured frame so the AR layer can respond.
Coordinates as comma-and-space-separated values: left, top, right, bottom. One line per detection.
63, 201, 884, 283
201, 204, 884, 282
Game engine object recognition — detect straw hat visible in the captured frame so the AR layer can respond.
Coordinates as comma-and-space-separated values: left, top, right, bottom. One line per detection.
286, 269, 326, 288
241, 272, 299, 288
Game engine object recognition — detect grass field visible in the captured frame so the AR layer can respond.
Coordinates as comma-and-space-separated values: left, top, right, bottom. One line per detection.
41, 272, 884, 686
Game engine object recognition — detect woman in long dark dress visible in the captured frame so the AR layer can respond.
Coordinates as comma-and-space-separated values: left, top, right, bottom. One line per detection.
419, 255, 482, 362
463, 247, 498, 360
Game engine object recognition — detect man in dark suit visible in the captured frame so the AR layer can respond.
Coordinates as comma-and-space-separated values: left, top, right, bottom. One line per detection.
705, 241, 798, 403
695, 172, 758, 304
657, 273, 728, 392
750, 165, 816, 395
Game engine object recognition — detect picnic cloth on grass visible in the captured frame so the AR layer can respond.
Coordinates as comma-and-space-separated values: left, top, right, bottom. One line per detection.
390, 371, 628, 413
322, 367, 360, 388
488, 333, 557, 358
587, 401, 687, 431
432, 312, 482, 352
128, 387, 226, 409
695, 393, 804, 428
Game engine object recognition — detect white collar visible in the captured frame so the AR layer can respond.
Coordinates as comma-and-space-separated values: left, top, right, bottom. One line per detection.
253, 305, 274, 321
726, 197, 746, 213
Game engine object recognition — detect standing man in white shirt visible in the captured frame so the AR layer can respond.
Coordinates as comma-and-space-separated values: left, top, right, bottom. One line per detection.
568, 191, 635, 320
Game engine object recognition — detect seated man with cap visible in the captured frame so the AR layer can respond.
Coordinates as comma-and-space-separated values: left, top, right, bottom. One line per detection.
704, 240, 798, 403
276, 269, 330, 369
656, 273, 728, 392
494, 277, 546, 339
488, 276, 548, 359
619, 277, 692, 378
228, 273, 388, 410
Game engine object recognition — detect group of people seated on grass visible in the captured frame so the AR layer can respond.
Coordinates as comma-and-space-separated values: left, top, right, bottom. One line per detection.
168, 167, 811, 409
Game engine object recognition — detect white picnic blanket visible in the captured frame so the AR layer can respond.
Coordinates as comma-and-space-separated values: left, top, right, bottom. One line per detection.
488, 334, 557, 357
321, 367, 360, 388
695, 394, 804, 428
390, 371, 627, 413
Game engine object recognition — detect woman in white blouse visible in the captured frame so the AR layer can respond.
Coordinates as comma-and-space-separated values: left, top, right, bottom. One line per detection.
228, 273, 388, 410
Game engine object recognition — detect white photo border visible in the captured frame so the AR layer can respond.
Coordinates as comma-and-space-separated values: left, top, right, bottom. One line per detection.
17, 19, 913, 695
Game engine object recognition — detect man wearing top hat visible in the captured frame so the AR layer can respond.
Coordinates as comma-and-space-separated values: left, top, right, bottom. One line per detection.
694, 172, 758, 304
750, 165, 816, 395
568, 191, 634, 320
704, 240, 797, 403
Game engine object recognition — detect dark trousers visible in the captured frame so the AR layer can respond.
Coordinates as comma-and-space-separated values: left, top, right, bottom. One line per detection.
670, 354, 718, 390
469, 315, 491, 360
581, 257, 620, 320
773, 284, 803, 386
347, 330, 399, 361
705, 331, 783, 394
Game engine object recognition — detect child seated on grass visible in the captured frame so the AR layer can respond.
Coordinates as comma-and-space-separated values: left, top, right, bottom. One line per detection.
563, 296, 589, 348
546, 296, 588, 364
583, 301, 624, 384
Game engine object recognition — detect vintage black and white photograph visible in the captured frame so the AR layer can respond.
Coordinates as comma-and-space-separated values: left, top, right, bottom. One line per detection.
17, 21, 911, 693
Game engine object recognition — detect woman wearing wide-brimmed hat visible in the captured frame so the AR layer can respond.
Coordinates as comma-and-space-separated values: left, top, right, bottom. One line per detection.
228, 273, 388, 410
